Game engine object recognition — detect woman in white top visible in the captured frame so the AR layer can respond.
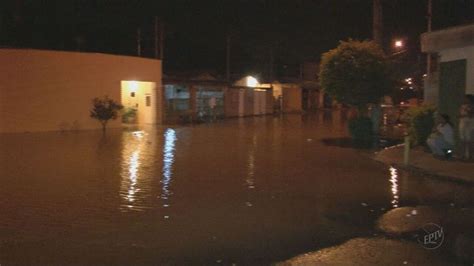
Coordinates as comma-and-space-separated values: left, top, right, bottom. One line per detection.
459, 95, 474, 159
427, 114, 455, 157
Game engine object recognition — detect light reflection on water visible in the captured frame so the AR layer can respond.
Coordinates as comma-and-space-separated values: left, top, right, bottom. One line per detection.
120, 131, 145, 211
119, 128, 177, 212
389, 166, 399, 208
2, 114, 471, 264
161, 128, 176, 205
246, 134, 256, 190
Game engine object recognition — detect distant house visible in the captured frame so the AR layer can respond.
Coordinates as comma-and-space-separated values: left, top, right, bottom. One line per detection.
163, 73, 273, 123
421, 23, 474, 123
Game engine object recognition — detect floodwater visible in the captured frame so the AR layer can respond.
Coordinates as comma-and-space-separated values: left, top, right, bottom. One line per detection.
0, 113, 472, 265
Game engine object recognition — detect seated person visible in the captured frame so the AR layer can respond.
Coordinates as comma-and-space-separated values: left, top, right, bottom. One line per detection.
427, 114, 454, 157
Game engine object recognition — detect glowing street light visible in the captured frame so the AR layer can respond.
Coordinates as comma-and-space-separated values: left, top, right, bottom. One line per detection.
394, 40, 404, 49
246, 76, 259, 87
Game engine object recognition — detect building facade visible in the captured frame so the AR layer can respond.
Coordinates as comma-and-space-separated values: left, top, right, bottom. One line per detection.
421, 24, 474, 123
0, 49, 162, 133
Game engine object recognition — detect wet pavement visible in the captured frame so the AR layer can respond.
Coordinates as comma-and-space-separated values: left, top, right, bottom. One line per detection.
0, 112, 472, 265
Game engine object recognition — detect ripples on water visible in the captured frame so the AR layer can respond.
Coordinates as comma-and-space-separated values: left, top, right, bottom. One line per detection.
0, 113, 472, 264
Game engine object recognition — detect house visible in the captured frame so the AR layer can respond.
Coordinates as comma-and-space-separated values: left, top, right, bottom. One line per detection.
421, 23, 474, 123
0, 49, 162, 133
163, 73, 273, 123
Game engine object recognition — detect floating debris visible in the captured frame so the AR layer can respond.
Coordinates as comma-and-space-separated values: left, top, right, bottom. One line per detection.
246, 202, 253, 207
164, 215, 169, 219
411, 210, 417, 215
361, 202, 368, 207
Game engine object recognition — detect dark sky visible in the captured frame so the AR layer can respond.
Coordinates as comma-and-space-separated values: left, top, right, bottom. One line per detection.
1, 0, 473, 78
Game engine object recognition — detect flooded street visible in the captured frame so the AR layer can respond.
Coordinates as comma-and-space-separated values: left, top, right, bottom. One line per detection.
1, 113, 472, 265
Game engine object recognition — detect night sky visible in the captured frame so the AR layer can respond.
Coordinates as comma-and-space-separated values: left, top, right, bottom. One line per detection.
1, 0, 473, 78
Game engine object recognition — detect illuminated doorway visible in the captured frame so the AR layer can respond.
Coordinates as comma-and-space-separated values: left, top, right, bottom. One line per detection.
121, 81, 157, 125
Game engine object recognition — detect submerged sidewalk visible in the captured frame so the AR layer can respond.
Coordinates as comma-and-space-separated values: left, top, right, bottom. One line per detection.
374, 145, 474, 183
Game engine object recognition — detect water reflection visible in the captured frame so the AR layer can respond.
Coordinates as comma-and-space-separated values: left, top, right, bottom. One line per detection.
120, 131, 146, 211
246, 134, 256, 190
389, 166, 399, 208
161, 128, 177, 202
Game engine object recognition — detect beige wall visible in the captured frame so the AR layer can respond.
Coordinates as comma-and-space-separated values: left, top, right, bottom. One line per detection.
0, 49, 162, 133
224, 88, 240, 117
283, 85, 302, 112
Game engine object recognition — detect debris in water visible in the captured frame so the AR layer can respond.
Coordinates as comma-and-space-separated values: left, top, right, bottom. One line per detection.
307, 138, 313, 142
164, 215, 169, 219
361, 202, 368, 207
411, 210, 417, 215
246, 202, 253, 207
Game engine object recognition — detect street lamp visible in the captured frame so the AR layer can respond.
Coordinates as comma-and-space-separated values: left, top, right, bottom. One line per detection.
394, 40, 404, 49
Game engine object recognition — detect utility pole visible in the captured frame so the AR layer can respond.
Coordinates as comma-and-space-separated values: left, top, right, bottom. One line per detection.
269, 46, 274, 82
424, 0, 433, 101
137, 28, 141, 57
373, 0, 383, 47
426, 0, 432, 73
159, 21, 164, 60
226, 32, 230, 81
154, 16, 159, 59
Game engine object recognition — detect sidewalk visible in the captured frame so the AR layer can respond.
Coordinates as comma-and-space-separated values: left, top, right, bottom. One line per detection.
374, 145, 474, 183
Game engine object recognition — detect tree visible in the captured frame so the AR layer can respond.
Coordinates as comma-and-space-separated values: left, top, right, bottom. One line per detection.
90, 96, 123, 133
320, 40, 394, 146
320, 39, 394, 112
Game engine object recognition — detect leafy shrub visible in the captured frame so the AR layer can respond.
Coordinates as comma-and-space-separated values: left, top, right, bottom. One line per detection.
403, 105, 436, 146
90, 96, 123, 133
122, 107, 137, 123
348, 117, 374, 147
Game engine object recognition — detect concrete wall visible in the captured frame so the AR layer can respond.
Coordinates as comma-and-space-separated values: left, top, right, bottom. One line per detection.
421, 24, 474, 53
438, 46, 474, 94
224, 88, 241, 117
0, 49, 162, 133
282, 85, 302, 112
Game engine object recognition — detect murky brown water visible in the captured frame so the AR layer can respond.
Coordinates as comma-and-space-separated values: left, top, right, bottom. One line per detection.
1, 113, 472, 265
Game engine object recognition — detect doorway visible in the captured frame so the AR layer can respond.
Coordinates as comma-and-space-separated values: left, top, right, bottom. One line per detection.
121, 81, 157, 125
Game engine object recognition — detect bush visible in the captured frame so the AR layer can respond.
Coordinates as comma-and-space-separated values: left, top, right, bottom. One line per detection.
90, 96, 123, 133
122, 107, 137, 123
348, 117, 374, 147
403, 105, 436, 146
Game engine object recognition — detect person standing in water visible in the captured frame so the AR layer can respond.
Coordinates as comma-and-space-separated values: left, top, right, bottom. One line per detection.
459, 94, 474, 159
